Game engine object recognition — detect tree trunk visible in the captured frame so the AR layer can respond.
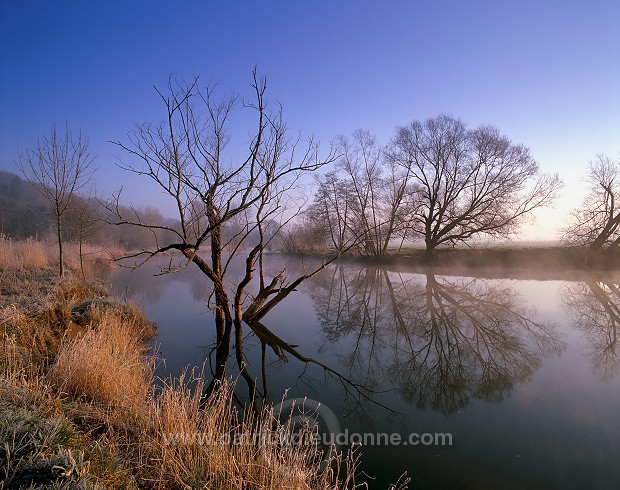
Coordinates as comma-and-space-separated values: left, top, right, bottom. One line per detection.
202, 221, 234, 400
56, 212, 64, 279
203, 307, 231, 400
79, 232, 85, 280
425, 239, 436, 261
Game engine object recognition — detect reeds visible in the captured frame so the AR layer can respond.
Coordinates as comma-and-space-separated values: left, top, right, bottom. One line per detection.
0, 236, 50, 270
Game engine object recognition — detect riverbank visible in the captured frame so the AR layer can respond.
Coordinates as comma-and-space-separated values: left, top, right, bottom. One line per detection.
0, 242, 381, 489
281, 244, 619, 281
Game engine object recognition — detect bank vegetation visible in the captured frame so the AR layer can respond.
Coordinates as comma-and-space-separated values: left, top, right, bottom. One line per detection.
1, 241, 401, 489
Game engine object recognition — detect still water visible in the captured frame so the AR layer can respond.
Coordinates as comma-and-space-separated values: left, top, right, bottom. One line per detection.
109, 256, 620, 489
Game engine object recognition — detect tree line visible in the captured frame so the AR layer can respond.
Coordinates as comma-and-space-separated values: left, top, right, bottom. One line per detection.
292, 117, 618, 260
7, 89, 619, 275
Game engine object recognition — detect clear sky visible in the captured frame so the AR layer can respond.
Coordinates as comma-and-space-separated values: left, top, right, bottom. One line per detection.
1, 0, 619, 240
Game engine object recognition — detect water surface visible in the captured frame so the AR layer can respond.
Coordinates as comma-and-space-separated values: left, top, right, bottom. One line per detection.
109, 256, 620, 489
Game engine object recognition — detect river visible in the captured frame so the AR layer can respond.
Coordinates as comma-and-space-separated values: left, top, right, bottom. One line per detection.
109, 255, 620, 489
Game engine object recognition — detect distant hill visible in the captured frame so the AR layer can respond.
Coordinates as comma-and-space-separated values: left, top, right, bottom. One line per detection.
0, 170, 52, 239
0, 170, 181, 250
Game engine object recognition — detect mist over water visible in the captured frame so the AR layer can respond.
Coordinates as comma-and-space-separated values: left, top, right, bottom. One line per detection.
109, 256, 620, 489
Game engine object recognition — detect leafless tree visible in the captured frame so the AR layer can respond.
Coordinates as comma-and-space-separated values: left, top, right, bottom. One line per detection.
306, 130, 411, 256
387, 115, 562, 257
306, 171, 360, 251
561, 154, 620, 257
335, 130, 411, 255
69, 195, 105, 279
109, 71, 359, 400
16, 124, 96, 278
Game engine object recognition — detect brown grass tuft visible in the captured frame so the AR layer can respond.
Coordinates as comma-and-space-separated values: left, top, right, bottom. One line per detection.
48, 309, 154, 409
0, 273, 110, 366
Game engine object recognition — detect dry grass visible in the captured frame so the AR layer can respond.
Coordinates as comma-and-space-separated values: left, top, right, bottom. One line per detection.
0, 273, 109, 366
46, 313, 364, 488
0, 237, 116, 279
0, 237, 51, 270
1, 265, 404, 489
49, 309, 154, 410
140, 372, 362, 490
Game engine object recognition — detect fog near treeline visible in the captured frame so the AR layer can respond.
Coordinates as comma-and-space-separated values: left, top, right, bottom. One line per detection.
0, 170, 173, 250
0, 170, 286, 252
0, 168, 553, 254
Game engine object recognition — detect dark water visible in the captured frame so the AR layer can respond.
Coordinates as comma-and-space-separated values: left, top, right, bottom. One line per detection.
109, 256, 620, 489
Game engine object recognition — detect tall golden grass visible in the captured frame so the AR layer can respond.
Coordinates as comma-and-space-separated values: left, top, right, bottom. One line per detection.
142, 372, 362, 490
47, 310, 364, 489
0, 237, 119, 278
0, 237, 50, 270
49, 308, 154, 409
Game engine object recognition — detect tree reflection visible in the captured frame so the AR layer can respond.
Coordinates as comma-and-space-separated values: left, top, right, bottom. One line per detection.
309, 266, 564, 414
562, 277, 620, 381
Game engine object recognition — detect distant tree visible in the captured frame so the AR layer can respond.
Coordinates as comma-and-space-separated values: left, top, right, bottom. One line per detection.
16, 124, 96, 277
307, 170, 360, 251
386, 115, 562, 257
281, 216, 331, 254
561, 154, 620, 256
305, 130, 411, 256
70, 195, 105, 279
334, 130, 411, 256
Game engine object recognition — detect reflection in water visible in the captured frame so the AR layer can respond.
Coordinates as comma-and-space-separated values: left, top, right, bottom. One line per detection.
309, 266, 565, 414
562, 277, 620, 381
109, 261, 213, 305
109, 259, 381, 407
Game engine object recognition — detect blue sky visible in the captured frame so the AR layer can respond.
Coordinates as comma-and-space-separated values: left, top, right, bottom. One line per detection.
1, 0, 619, 240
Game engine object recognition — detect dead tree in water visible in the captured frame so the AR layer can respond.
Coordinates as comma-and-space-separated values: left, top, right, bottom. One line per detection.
110, 71, 358, 402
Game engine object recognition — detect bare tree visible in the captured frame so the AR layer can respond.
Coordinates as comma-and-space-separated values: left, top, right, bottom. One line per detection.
70, 194, 105, 279
335, 130, 411, 256
306, 130, 411, 256
306, 171, 360, 251
109, 71, 358, 400
387, 115, 562, 257
561, 154, 620, 257
16, 124, 96, 278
